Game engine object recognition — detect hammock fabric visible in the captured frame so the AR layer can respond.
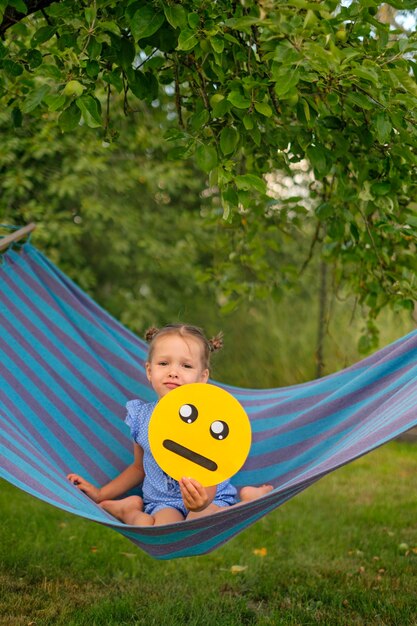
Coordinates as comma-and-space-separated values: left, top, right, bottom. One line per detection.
1, 243, 417, 560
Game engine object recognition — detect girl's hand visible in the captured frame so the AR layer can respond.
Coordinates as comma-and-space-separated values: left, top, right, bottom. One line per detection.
67, 473, 102, 503
179, 477, 210, 512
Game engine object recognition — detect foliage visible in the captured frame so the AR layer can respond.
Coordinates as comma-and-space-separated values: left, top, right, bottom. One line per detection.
0, 105, 215, 334
1, 0, 417, 336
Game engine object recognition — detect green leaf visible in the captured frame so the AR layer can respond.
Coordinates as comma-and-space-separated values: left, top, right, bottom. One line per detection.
86, 60, 100, 78
7, 0, 27, 13
254, 102, 272, 117
84, 6, 96, 26
11, 106, 22, 128
129, 70, 157, 101
320, 115, 343, 129
163, 3, 187, 28
210, 93, 224, 108
243, 114, 254, 130
103, 70, 123, 93
389, 0, 417, 7
167, 141, 195, 160
119, 37, 135, 70
274, 69, 300, 97
227, 91, 251, 109
392, 68, 417, 98
375, 112, 392, 144
223, 33, 239, 45
220, 126, 239, 155
75, 95, 102, 127
235, 174, 266, 194
98, 20, 120, 36
371, 181, 391, 196
220, 188, 235, 222
164, 128, 188, 142
306, 145, 330, 176
130, 7, 164, 41
358, 333, 372, 355
315, 202, 333, 219
221, 186, 238, 206
3, 60, 23, 77
251, 127, 261, 146
396, 299, 415, 312
406, 215, 417, 228
188, 109, 209, 131
224, 16, 262, 32
177, 28, 198, 51
57, 32, 77, 52
195, 144, 218, 172
346, 91, 373, 110
26, 49, 43, 69
31, 25, 56, 46
350, 222, 360, 243
351, 65, 380, 86
188, 13, 199, 29
212, 98, 231, 118
21, 85, 50, 113
40, 63, 62, 81
44, 93, 66, 111
211, 37, 224, 54
87, 36, 103, 59
58, 103, 81, 131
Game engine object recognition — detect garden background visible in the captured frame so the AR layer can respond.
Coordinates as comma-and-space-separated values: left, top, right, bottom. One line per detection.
2, 1, 417, 623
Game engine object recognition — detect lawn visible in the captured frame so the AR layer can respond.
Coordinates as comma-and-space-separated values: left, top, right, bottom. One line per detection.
2, 442, 417, 625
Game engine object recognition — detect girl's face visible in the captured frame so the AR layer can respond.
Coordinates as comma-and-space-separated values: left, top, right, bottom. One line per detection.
146, 334, 209, 398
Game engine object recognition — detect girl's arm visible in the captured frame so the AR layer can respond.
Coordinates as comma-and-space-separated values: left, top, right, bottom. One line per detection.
67, 443, 145, 503
179, 477, 216, 512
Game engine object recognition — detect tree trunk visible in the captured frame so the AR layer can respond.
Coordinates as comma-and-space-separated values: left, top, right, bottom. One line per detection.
316, 258, 328, 379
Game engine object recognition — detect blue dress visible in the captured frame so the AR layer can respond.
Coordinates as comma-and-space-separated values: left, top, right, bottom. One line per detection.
125, 399, 237, 516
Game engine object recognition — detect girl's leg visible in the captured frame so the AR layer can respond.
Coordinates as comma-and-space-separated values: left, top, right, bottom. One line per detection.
186, 486, 275, 521
239, 485, 273, 501
186, 503, 224, 520
100, 496, 154, 526
153, 507, 185, 525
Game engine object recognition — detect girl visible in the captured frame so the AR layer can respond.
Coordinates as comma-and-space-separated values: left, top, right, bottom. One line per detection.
67, 324, 272, 526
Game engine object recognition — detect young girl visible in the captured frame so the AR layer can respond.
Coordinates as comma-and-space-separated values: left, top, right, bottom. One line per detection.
67, 324, 272, 526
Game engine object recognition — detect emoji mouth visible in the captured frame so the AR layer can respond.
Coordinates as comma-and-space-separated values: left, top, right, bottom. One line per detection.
163, 439, 218, 472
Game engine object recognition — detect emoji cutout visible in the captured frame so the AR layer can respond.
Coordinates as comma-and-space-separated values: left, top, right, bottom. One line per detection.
149, 383, 252, 487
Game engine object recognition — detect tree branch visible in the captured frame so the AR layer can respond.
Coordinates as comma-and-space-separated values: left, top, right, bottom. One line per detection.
1, 0, 57, 38
174, 58, 184, 129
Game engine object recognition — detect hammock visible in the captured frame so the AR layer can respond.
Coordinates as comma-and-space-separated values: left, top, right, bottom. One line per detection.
1, 237, 417, 560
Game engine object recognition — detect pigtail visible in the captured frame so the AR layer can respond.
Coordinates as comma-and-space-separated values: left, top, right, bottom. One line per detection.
208, 331, 224, 353
145, 326, 159, 343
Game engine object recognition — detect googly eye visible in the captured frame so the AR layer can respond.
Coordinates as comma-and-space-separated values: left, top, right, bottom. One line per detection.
179, 404, 198, 424
210, 420, 229, 440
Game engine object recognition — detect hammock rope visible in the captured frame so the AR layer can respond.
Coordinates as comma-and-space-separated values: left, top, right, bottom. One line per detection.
1, 241, 417, 559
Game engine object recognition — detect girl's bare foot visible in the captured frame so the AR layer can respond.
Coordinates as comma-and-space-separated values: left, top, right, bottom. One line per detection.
100, 496, 154, 526
239, 484, 273, 502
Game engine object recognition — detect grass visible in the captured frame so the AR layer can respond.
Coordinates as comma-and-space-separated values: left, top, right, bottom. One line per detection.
2, 442, 417, 625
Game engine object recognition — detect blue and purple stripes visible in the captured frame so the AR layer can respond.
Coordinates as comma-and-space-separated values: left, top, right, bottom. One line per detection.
1, 243, 417, 559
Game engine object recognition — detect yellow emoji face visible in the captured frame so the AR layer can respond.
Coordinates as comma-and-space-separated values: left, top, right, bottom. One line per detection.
148, 383, 252, 487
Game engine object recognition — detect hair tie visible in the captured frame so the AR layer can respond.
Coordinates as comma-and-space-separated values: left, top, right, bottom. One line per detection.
145, 327, 159, 343
208, 332, 223, 353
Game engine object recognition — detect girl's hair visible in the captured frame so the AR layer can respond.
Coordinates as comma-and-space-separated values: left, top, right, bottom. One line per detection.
144, 324, 223, 370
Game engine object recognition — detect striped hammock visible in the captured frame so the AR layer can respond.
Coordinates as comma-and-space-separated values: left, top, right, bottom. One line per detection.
1, 242, 417, 560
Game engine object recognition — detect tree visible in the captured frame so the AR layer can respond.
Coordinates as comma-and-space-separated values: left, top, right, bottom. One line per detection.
2, 0, 417, 343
